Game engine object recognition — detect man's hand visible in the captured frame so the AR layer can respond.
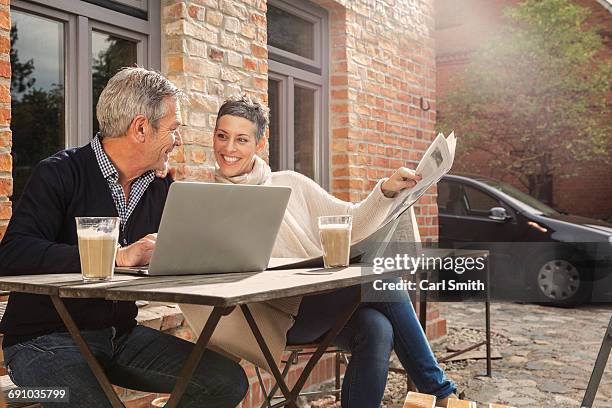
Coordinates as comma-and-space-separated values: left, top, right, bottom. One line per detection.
116, 233, 157, 267
381, 167, 421, 198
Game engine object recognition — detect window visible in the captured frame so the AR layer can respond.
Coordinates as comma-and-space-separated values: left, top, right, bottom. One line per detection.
464, 185, 499, 216
10, 0, 160, 203
267, 0, 328, 188
438, 181, 467, 216
437, 181, 451, 212
10, 10, 65, 201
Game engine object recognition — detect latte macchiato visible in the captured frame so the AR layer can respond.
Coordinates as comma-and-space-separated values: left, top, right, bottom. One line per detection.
318, 215, 352, 268
76, 217, 119, 282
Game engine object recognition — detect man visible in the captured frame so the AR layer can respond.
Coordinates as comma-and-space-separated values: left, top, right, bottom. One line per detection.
0, 68, 248, 407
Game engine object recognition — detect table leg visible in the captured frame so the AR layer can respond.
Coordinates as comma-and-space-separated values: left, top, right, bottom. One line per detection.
240, 305, 294, 403
50, 295, 125, 408
419, 284, 427, 332
242, 292, 360, 408
289, 294, 359, 403
165, 306, 232, 408
485, 300, 492, 376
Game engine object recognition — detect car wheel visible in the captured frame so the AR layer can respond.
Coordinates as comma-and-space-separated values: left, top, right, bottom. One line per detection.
532, 255, 591, 307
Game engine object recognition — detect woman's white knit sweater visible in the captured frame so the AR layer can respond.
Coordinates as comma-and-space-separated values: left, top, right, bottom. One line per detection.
263, 170, 396, 315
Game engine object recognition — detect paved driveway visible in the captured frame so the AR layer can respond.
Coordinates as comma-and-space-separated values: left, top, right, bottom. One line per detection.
311, 302, 612, 407
428, 302, 612, 407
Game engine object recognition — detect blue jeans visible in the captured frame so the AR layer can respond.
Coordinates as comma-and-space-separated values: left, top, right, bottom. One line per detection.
3, 325, 248, 408
287, 284, 456, 408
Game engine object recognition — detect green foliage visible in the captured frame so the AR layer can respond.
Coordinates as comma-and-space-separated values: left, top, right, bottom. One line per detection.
437, 0, 611, 199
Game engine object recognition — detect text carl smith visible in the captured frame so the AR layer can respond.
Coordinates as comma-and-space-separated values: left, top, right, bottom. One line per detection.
373, 279, 485, 292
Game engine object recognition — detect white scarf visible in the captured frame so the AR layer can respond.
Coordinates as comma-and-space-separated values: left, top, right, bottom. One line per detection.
214, 155, 272, 186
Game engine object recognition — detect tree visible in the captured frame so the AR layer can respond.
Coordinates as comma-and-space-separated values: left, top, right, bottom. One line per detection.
9, 25, 35, 95
92, 37, 136, 135
10, 24, 64, 200
437, 0, 611, 203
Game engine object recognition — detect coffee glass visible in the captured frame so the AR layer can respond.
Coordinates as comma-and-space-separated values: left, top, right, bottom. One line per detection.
75, 217, 120, 282
318, 215, 352, 268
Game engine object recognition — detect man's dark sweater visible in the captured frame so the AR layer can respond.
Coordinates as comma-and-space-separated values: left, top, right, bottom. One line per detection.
0, 143, 171, 347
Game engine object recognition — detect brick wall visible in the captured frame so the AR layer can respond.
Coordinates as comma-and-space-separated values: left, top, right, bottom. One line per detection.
162, 0, 268, 182
0, 1, 10, 241
436, 0, 612, 220
313, 0, 439, 240
162, 0, 439, 240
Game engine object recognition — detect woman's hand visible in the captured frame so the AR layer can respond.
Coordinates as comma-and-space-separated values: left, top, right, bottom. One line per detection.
381, 167, 421, 198
116, 233, 157, 267
155, 167, 177, 179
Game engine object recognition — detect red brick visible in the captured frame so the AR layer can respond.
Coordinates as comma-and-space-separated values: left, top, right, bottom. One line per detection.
0, 10, 9, 30
0, 35, 9, 54
0, 153, 11, 172
0, 132, 9, 152
0, 60, 10, 78
208, 47, 224, 62
251, 44, 267, 58
188, 149, 206, 164
0, 84, 8, 104
250, 12, 266, 28
0, 177, 14, 198
188, 4, 205, 21
163, 3, 185, 19
166, 56, 184, 73
243, 56, 257, 72
253, 76, 267, 91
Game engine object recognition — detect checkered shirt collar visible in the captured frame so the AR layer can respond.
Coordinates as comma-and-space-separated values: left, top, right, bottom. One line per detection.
91, 134, 156, 228
91, 134, 120, 182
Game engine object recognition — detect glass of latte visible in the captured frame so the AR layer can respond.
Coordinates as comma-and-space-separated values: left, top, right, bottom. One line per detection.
75, 217, 120, 282
318, 215, 352, 268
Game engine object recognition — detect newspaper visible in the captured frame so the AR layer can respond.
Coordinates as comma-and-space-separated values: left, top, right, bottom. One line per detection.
380, 131, 456, 226
267, 132, 456, 270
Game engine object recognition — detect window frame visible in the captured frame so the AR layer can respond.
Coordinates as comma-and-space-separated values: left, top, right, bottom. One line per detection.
88, 21, 148, 141
11, 1, 77, 147
463, 184, 501, 217
267, 0, 322, 72
267, 0, 329, 189
12, 0, 160, 147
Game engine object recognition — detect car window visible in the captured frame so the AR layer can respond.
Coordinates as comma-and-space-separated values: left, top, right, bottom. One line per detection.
437, 181, 467, 216
437, 181, 450, 212
464, 185, 499, 216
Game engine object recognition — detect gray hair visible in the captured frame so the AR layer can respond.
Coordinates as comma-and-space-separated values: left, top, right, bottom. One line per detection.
96, 67, 184, 138
216, 95, 269, 142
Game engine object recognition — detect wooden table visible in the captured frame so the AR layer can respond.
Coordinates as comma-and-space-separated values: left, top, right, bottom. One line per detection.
0, 266, 405, 408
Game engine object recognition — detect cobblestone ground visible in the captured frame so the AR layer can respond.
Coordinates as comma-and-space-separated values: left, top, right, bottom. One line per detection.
385, 303, 612, 408
431, 302, 612, 408
309, 302, 612, 408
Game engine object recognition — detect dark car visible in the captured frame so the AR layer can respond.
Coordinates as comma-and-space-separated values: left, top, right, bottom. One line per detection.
437, 174, 612, 306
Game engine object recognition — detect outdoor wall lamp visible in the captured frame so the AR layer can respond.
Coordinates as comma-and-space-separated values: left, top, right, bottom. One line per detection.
420, 97, 431, 111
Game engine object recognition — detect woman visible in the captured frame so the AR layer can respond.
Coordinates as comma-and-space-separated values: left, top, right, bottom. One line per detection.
180, 96, 457, 407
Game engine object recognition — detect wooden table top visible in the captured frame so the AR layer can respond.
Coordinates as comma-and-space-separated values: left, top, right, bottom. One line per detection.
0, 266, 407, 307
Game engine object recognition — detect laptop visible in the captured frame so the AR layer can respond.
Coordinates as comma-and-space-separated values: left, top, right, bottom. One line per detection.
116, 181, 291, 276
